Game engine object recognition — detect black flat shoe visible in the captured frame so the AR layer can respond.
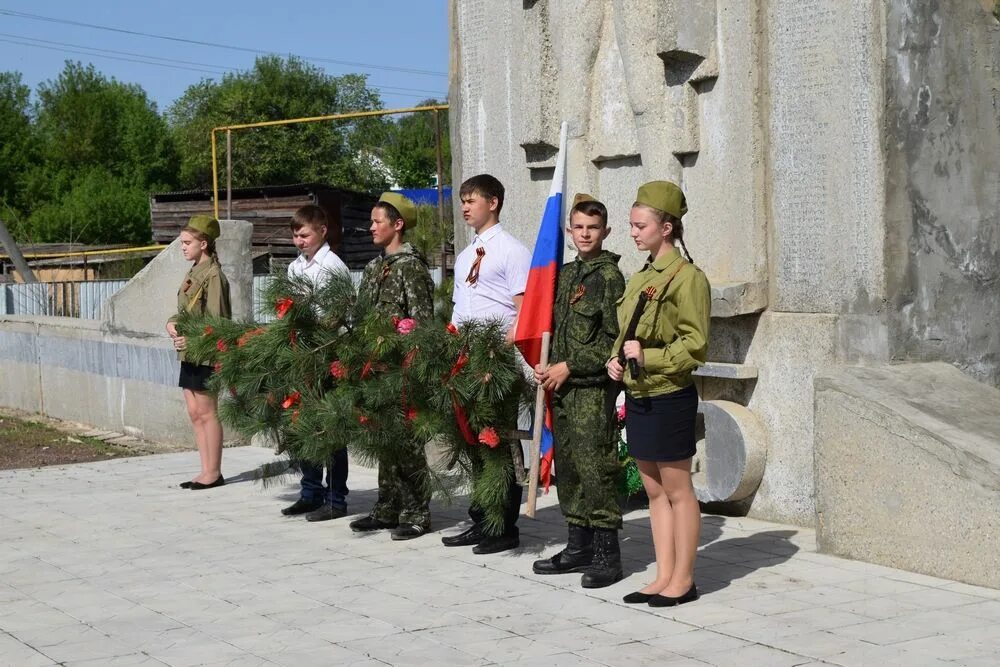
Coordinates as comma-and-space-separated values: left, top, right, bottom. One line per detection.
648, 584, 699, 608
623, 591, 655, 604
189, 476, 225, 490
441, 524, 484, 547
282, 498, 324, 516
179, 481, 194, 489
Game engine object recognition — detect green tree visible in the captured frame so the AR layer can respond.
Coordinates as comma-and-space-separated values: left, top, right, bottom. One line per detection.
31, 62, 177, 190
0, 72, 35, 233
168, 55, 390, 192
380, 99, 450, 188
27, 168, 151, 244
18, 61, 177, 243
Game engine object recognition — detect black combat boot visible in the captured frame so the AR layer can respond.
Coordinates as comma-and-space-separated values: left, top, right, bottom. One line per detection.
532, 524, 594, 574
580, 528, 623, 588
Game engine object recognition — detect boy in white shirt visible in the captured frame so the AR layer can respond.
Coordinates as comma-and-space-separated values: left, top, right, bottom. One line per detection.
443, 174, 532, 554
280, 205, 351, 522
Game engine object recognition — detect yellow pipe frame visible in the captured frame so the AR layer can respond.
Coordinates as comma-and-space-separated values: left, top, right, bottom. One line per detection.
209, 104, 449, 219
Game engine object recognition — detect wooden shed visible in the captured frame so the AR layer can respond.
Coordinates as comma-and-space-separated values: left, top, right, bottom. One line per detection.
149, 183, 380, 270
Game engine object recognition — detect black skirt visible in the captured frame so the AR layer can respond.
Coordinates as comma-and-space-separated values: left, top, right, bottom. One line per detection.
624, 384, 698, 462
178, 361, 214, 392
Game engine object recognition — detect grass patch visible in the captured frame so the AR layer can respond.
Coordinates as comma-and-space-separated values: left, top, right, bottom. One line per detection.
0, 415, 138, 470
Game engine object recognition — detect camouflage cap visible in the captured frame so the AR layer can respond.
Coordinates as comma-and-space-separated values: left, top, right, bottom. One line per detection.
635, 181, 687, 219
186, 214, 221, 240
571, 192, 598, 208
378, 192, 418, 229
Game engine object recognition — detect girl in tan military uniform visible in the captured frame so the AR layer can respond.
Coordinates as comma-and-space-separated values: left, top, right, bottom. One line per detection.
607, 182, 710, 608
166, 215, 231, 490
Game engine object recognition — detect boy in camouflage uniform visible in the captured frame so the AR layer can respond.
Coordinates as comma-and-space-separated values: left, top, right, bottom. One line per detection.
348, 192, 436, 541
533, 194, 626, 588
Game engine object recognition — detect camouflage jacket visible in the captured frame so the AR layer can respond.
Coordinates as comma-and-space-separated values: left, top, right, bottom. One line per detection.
356, 242, 435, 322
550, 250, 625, 388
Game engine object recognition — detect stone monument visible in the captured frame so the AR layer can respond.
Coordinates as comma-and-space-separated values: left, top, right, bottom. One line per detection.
448, 0, 1000, 577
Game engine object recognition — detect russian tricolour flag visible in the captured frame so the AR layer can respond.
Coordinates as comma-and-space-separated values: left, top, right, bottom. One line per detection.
514, 121, 567, 490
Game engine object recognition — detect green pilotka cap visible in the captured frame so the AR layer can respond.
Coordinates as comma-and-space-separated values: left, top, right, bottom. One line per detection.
635, 181, 687, 219
571, 192, 598, 208
187, 214, 221, 240
378, 192, 418, 229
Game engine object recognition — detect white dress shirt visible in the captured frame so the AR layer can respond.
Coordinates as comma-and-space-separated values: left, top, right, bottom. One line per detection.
451, 224, 531, 328
287, 243, 349, 287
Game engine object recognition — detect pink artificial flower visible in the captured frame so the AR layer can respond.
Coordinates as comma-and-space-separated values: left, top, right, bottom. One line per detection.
396, 318, 416, 335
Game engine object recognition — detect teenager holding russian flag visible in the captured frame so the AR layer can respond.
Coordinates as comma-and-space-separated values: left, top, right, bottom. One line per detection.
532, 194, 626, 588
441, 174, 532, 555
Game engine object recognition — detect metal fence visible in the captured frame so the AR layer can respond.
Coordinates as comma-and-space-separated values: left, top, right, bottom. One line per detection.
1, 280, 127, 318
3, 270, 444, 321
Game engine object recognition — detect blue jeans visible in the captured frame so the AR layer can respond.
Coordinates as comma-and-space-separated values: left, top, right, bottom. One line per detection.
300, 447, 349, 509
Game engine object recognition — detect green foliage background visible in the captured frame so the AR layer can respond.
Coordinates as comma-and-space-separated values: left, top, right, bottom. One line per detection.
0, 57, 449, 245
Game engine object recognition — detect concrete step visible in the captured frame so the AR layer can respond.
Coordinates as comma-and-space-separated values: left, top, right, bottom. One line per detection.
694, 361, 759, 380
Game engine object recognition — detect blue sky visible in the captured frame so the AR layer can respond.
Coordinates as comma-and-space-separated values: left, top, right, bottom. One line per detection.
0, 1, 449, 113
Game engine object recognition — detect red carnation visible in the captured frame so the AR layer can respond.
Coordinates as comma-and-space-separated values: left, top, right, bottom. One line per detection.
329, 361, 348, 380
358, 414, 370, 426
478, 427, 500, 448
203, 325, 214, 335
275, 297, 294, 319
237, 327, 265, 347
213, 362, 222, 374
616, 404, 626, 424
446, 322, 459, 336
281, 391, 301, 409
216, 339, 228, 352
405, 407, 418, 423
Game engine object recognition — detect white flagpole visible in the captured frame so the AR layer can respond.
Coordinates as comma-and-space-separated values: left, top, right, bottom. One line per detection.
525, 121, 568, 518
526, 331, 550, 518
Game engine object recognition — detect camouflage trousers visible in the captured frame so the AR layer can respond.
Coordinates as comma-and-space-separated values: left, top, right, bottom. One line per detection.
552, 383, 622, 530
370, 439, 431, 528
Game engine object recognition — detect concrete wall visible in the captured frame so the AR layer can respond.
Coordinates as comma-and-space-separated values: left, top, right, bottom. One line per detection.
0, 221, 253, 444
0, 316, 189, 444
815, 363, 1000, 588
449, 0, 1000, 527
883, 1, 1000, 386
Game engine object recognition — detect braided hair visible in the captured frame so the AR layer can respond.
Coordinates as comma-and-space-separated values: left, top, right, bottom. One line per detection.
631, 203, 694, 264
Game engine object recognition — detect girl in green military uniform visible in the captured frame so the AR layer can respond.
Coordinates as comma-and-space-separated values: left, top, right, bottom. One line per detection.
167, 215, 232, 490
607, 182, 710, 607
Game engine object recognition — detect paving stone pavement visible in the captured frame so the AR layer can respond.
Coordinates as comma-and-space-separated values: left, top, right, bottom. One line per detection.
2, 446, 999, 666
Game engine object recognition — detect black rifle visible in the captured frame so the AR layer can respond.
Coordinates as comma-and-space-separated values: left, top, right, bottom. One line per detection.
618, 288, 654, 381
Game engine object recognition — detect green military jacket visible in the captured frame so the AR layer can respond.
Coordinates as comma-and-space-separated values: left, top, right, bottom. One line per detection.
550, 250, 626, 388
611, 247, 711, 397
171, 257, 231, 364
357, 242, 435, 322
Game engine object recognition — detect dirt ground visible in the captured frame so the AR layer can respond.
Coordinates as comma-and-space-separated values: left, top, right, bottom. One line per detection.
0, 410, 147, 470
